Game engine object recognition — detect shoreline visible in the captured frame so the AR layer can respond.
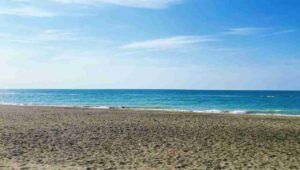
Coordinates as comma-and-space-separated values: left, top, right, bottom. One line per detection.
0, 105, 299, 169
1, 103, 300, 117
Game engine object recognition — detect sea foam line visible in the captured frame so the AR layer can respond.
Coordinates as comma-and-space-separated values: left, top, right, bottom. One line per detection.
0, 103, 300, 117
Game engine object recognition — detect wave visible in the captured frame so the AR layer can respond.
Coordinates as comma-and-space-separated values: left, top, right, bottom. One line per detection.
193, 109, 224, 114
129, 108, 300, 117
1, 102, 300, 117
264, 95, 275, 98
192, 109, 248, 114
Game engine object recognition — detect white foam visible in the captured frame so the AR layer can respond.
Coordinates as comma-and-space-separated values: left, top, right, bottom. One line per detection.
128, 108, 191, 113
266, 96, 275, 98
82, 106, 111, 109
229, 110, 248, 114
0, 102, 26, 106
253, 113, 300, 117
1, 103, 299, 117
193, 109, 223, 114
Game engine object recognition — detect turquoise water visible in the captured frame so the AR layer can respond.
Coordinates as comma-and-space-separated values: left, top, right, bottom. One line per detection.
0, 89, 300, 116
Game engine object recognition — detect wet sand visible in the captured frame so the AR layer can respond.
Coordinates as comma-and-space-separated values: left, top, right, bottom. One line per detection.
0, 105, 299, 169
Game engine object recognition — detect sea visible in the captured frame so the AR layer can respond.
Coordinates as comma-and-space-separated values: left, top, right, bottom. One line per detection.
0, 89, 300, 116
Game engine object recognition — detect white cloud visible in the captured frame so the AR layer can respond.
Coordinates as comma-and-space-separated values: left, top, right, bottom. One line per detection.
0, 0, 182, 18
4, 0, 182, 9
260, 29, 296, 37
0, 6, 57, 17
54, 0, 182, 9
0, 33, 13, 39
224, 27, 297, 37
225, 27, 266, 35
121, 36, 216, 50
0, 29, 79, 43
35, 29, 76, 41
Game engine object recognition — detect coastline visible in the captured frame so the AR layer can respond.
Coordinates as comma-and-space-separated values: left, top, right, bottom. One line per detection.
0, 103, 300, 117
1, 105, 300, 169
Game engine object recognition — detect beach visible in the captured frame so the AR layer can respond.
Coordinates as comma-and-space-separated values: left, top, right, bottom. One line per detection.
0, 105, 299, 169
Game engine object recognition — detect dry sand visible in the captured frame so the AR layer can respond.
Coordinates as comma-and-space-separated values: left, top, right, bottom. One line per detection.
0, 105, 299, 169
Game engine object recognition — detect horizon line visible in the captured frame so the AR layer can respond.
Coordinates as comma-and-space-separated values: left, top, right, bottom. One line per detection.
0, 88, 300, 92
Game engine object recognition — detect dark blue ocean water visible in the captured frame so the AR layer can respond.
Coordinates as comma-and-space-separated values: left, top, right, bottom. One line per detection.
0, 89, 300, 116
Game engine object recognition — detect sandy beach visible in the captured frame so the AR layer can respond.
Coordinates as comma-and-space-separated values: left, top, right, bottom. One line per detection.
0, 105, 299, 169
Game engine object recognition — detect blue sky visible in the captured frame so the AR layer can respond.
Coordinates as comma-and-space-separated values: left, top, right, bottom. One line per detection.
0, 0, 299, 90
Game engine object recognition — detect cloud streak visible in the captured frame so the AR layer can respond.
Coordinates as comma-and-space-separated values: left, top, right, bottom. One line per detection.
0, 29, 81, 43
0, 6, 57, 17
224, 27, 296, 38
54, 0, 182, 9
0, 0, 182, 18
225, 27, 266, 36
121, 36, 217, 50
260, 29, 297, 37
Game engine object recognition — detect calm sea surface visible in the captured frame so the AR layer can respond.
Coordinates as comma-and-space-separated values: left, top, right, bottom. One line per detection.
0, 89, 300, 116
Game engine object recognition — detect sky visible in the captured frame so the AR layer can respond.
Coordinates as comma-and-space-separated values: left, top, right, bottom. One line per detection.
0, 0, 299, 90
